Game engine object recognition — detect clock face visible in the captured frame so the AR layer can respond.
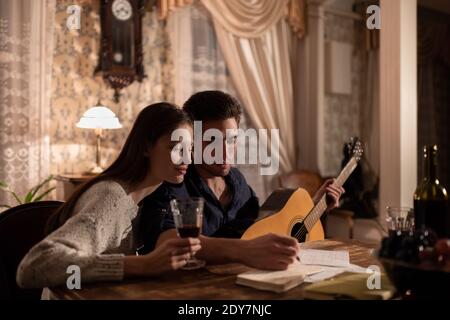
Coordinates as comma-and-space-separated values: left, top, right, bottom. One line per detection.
112, 0, 133, 21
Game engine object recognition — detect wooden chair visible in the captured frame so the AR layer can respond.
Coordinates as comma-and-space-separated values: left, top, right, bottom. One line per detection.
0, 201, 63, 300
278, 170, 354, 239
278, 170, 323, 197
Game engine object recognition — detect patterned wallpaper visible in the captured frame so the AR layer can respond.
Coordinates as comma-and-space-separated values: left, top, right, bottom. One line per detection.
323, 13, 367, 176
50, 0, 174, 174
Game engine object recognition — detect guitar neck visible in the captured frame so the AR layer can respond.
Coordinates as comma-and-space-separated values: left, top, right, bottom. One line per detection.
303, 157, 358, 231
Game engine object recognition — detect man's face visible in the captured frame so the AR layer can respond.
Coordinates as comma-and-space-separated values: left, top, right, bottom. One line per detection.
198, 117, 238, 177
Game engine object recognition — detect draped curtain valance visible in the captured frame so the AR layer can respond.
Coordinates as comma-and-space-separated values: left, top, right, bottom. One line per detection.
157, 0, 306, 38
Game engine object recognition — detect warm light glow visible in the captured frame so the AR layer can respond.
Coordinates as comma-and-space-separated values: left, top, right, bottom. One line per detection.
76, 106, 122, 129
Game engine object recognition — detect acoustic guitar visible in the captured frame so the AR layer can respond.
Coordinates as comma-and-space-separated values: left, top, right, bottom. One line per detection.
241, 139, 363, 242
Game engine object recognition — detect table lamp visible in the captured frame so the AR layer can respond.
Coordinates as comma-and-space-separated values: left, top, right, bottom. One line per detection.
76, 104, 122, 173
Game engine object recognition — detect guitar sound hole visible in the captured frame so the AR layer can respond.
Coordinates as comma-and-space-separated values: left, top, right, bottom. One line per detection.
291, 222, 307, 242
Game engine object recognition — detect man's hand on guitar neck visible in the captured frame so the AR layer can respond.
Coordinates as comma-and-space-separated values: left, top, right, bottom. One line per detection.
312, 179, 345, 212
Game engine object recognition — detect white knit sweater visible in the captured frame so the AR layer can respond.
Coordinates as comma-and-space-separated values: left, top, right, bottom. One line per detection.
16, 180, 139, 293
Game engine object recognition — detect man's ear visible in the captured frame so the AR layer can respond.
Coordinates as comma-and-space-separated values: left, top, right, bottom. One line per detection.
143, 144, 152, 157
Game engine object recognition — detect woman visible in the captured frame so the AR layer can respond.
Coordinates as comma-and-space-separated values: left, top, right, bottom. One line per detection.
16, 103, 199, 297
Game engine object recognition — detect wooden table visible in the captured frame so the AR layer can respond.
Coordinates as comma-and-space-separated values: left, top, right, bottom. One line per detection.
50, 240, 379, 300
55, 173, 95, 201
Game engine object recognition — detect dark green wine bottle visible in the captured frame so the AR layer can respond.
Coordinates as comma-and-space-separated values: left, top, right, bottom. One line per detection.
414, 145, 449, 238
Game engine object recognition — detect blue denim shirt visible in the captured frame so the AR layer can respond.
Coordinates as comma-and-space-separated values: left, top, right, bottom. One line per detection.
138, 165, 259, 253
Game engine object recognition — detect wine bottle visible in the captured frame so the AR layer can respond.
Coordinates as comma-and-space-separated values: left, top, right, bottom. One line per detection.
414, 145, 449, 237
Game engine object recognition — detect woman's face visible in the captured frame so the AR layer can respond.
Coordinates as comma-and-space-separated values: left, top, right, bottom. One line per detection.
149, 123, 193, 184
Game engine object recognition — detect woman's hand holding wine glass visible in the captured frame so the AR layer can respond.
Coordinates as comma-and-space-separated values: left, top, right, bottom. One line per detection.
139, 237, 201, 275
171, 197, 206, 270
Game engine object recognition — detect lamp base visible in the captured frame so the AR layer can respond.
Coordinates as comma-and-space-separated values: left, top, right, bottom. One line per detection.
90, 165, 104, 174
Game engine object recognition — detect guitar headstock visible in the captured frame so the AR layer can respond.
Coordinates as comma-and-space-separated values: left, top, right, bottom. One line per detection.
346, 137, 364, 162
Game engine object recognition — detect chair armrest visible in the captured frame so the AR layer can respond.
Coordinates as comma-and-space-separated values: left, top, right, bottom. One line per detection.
328, 209, 354, 219
328, 209, 355, 239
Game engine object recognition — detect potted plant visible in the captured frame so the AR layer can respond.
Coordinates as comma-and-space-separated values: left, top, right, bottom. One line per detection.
0, 175, 55, 210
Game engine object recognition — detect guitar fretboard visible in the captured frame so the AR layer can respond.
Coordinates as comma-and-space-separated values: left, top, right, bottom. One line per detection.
303, 157, 358, 231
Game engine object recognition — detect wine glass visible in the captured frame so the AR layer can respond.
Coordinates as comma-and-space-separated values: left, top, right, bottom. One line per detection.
170, 197, 205, 270
386, 206, 415, 236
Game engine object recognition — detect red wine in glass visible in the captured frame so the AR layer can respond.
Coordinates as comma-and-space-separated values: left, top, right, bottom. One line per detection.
177, 225, 200, 238
170, 197, 205, 270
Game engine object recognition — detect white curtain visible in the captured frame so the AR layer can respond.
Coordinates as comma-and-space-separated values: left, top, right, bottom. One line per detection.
201, 0, 297, 174
168, 3, 268, 200
0, 0, 55, 208
169, 4, 231, 106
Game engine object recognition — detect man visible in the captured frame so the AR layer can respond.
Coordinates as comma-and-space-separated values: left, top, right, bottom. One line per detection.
139, 91, 344, 270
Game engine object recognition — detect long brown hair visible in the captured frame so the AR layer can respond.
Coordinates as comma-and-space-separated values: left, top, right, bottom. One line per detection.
46, 102, 191, 234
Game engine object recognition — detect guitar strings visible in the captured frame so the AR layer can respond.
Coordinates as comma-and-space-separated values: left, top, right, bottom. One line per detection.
294, 225, 307, 240
293, 147, 362, 242
294, 198, 326, 240
294, 211, 314, 240
294, 214, 312, 240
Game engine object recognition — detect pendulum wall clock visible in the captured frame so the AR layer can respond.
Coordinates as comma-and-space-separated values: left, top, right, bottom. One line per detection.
96, 0, 146, 102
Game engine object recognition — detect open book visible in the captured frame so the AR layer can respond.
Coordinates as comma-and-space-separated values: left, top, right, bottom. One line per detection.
236, 263, 323, 293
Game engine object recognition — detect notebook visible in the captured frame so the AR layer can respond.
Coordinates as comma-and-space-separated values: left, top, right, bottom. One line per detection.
236, 263, 323, 293
303, 272, 396, 300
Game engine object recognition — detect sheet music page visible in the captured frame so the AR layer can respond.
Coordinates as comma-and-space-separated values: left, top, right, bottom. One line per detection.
298, 249, 350, 267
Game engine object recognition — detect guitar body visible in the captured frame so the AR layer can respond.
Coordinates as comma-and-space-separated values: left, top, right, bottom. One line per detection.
241, 139, 363, 243
241, 188, 324, 242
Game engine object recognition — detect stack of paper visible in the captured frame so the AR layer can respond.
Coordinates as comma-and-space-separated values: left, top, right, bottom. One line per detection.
236, 249, 371, 293
297, 249, 367, 283
236, 264, 323, 293
298, 249, 350, 267
304, 263, 367, 283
